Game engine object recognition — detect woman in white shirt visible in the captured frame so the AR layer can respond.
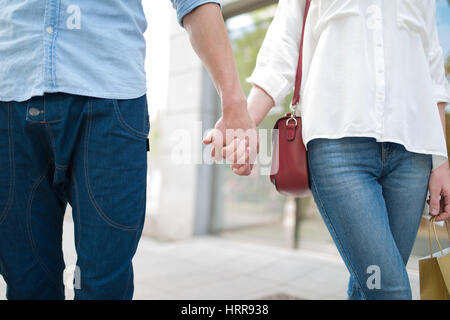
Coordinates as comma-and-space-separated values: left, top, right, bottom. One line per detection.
224, 0, 450, 299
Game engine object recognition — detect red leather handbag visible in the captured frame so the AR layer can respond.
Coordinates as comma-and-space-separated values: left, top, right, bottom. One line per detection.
270, 0, 311, 198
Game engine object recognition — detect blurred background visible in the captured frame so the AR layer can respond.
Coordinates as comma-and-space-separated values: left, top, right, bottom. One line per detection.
144, 0, 450, 265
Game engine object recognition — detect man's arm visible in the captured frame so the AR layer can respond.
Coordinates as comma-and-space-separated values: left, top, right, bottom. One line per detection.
182, 3, 258, 174
182, 3, 245, 117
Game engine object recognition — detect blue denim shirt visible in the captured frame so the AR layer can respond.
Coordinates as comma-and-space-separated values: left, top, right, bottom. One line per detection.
0, 0, 220, 102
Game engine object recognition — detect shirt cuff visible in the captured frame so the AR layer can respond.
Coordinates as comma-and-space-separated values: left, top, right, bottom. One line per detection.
433, 82, 450, 105
432, 154, 449, 171
173, 0, 221, 27
247, 67, 291, 106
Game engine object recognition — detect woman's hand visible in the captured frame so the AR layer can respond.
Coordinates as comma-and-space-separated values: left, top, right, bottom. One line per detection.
223, 85, 276, 176
204, 85, 275, 176
203, 94, 259, 176
428, 161, 450, 222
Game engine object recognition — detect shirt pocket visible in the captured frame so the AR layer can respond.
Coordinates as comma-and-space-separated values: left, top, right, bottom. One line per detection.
395, 0, 427, 41
313, 0, 361, 37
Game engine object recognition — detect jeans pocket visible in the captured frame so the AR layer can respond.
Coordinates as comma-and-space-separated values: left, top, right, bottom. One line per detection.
0, 103, 14, 224
85, 98, 148, 230
112, 95, 150, 139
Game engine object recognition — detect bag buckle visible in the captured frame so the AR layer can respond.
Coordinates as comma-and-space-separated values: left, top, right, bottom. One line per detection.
286, 102, 298, 127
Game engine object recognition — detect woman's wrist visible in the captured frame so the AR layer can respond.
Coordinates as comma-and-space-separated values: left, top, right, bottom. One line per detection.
247, 85, 275, 127
435, 160, 450, 172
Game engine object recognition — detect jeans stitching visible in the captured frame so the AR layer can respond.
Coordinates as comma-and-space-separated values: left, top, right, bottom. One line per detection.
26, 161, 65, 294
71, 169, 82, 251
45, 122, 57, 157
123, 180, 147, 298
308, 160, 368, 300
122, 263, 132, 300
0, 102, 15, 225
112, 99, 149, 139
84, 98, 140, 231
122, 228, 141, 300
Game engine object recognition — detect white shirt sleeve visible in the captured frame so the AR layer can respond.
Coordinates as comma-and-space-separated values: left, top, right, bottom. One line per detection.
247, 0, 305, 105
426, 1, 450, 105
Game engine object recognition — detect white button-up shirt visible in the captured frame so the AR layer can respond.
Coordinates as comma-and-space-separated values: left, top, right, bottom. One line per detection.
248, 0, 450, 170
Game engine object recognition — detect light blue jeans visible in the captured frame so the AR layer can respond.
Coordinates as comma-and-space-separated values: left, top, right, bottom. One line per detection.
307, 137, 432, 300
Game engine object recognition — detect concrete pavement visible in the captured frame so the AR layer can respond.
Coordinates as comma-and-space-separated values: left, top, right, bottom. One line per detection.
0, 219, 420, 300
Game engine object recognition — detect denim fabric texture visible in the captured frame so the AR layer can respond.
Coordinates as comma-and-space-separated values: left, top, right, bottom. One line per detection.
307, 137, 432, 300
0, 93, 149, 299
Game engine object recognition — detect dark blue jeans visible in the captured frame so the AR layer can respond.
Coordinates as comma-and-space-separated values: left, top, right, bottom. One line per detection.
307, 137, 432, 300
0, 93, 149, 299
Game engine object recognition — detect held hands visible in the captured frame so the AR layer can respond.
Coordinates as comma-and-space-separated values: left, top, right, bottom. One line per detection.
203, 95, 259, 176
203, 86, 276, 176
428, 161, 450, 221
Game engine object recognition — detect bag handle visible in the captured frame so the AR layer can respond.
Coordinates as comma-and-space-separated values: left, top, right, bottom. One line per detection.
428, 217, 450, 258
290, 0, 311, 116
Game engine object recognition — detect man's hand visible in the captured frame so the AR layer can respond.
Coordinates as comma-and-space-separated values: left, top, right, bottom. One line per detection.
428, 161, 450, 222
216, 85, 276, 176
203, 96, 259, 176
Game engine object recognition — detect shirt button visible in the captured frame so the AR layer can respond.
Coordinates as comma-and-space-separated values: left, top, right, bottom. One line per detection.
46, 26, 53, 35
29, 108, 41, 117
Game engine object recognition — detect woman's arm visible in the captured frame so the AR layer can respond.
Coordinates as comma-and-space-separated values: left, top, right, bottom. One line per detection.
227, 0, 305, 176
427, 103, 450, 221
247, 0, 305, 106
425, 1, 450, 106
437, 102, 447, 139
425, 2, 450, 221
247, 85, 276, 126
428, 102, 450, 222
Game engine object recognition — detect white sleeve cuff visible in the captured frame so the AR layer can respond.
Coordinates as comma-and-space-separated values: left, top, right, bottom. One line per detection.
246, 67, 292, 106
433, 82, 450, 105
432, 154, 449, 171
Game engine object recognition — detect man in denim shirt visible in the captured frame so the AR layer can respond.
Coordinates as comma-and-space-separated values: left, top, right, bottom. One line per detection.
0, 1, 256, 299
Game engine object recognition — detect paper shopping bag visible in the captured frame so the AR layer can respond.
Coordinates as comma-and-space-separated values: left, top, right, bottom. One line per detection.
419, 219, 450, 300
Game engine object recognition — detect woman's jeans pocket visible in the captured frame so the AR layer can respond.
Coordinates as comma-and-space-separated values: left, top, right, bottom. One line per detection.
85, 97, 148, 230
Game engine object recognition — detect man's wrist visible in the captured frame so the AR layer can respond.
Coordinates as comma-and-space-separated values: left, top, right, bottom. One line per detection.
221, 91, 247, 118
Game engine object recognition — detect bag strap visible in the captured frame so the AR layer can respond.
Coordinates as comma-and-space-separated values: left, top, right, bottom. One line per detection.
291, 0, 311, 115
428, 217, 450, 258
